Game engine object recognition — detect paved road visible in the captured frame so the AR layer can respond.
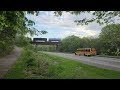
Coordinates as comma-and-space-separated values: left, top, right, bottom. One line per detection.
42, 51, 120, 72
0, 47, 21, 79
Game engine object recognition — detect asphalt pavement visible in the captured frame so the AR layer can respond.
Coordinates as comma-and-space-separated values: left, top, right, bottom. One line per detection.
42, 51, 120, 72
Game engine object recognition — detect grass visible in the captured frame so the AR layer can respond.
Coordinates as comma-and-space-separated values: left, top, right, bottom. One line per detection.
4, 49, 120, 79
4, 49, 27, 79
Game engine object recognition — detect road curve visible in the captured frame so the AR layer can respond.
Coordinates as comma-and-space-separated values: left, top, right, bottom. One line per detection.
42, 51, 120, 72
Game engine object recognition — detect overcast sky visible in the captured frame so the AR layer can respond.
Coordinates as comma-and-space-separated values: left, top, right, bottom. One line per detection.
26, 11, 105, 39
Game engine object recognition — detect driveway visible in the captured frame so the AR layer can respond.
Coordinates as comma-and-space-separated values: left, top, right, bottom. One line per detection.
42, 51, 120, 72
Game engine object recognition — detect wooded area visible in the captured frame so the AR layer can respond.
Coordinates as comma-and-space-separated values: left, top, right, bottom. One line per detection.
0, 11, 120, 57
1, 11, 120, 79
0, 11, 46, 57
58, 24, 120, 56
37, 24, 120, 56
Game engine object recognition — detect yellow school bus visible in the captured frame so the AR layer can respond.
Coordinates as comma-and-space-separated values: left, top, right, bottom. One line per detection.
75, 48, 96, 56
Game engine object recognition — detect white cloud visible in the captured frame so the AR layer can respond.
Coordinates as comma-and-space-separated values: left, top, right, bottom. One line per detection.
26, 11, 103, 38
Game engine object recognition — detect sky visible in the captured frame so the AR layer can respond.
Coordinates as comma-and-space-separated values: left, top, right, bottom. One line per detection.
25, 11, 105, 40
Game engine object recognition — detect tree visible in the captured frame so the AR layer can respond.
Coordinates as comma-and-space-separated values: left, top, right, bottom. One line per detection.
58, 35, 103, 55
15, 34, 32, 47
0, 11, 47, 56
99, 24, 120, 56
54, 11, 120, 55
54, 11, 120, 25
58, 35, 81, 52
0, 11, 47, 35
80, 37, 91, 48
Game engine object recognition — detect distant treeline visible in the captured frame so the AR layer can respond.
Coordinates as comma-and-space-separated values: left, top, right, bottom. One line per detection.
58, 24, 120, 56
1, 23, 120, 56
36, 24, 120, 56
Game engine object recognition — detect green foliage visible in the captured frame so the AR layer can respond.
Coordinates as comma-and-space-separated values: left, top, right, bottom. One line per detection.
0, 27, 16, 56
99, 24, 120, 55
15, 34, 31, 47
23, 49, 36, 67
4, 50, 120, 79
0, 11, 39, 34
48, 65, 64, 77
58, 35, 101, 54
58, 23, 120, 55
3, 49, 27, 79
58, 35, 81, 52
0, 11, 47, 57
23, 46, 50, 76
34, 58, 49, 76
36, 45, 56, 52
54, 11, 120, 25
0, 40, 14, 57
111, 52, 120, 56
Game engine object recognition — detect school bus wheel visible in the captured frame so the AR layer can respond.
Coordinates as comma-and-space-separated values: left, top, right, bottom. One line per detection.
88, 55, 91, 57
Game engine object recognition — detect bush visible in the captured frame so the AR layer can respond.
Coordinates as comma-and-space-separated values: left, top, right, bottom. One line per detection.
0, 41, 14, 57
115, 52, 120, 56
48, 65, 64, 77
23, 47, 50, 76
118, 52, 120, 56
25, 56, 36, 67
23, 48, 36, 67
33, 54, 49, 76
111, 52, 120, 56
111, 52, 116, 56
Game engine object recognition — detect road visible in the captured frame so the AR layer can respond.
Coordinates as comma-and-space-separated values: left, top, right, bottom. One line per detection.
42, 51, 120, 72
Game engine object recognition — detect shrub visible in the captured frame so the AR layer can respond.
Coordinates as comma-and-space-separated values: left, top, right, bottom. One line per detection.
34, 54, 49, 76
22, 48, 36, 67
111, 52, 120, 56
111, 52, 116, 56
48, 65, 64, 77
0, 41, 14, 57
115, 52, 120, 56
25, 56, 36, 67
23, 48, 50, 76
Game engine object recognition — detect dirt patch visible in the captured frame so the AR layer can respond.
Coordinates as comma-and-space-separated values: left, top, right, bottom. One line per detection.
0, 46, 21, 79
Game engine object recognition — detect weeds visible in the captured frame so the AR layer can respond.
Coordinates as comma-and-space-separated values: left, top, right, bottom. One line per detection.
4, 48, 120, 79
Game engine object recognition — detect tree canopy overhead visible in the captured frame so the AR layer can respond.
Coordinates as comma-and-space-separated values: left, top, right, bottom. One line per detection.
0, 11, 47, 36
1, 11, 120, 56
54, 11, 120, 25
0, 11, 47, 56
1, 11, 120, 36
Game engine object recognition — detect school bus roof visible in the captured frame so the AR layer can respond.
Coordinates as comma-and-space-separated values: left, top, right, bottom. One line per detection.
77, 48, 95, 50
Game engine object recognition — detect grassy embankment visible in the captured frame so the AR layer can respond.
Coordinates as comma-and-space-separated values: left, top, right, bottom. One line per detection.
4, 48, 120, 79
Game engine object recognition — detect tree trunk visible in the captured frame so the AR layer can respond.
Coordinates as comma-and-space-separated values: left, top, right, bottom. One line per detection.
117, 48, 119, 56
